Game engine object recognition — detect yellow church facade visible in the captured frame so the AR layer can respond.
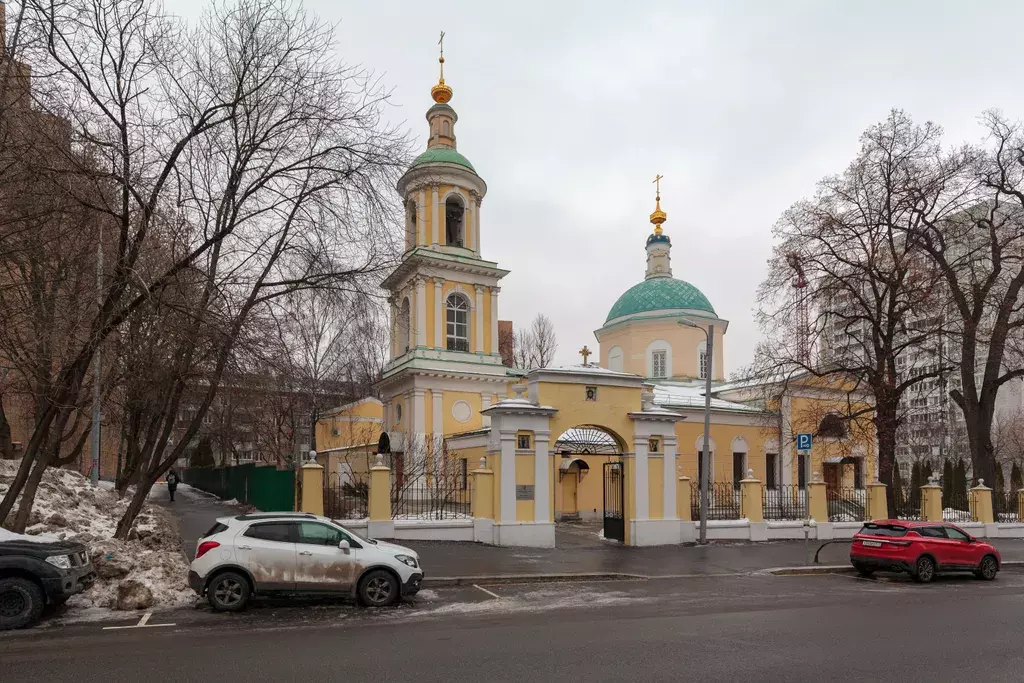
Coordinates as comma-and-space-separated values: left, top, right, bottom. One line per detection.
315, 41, 878, 547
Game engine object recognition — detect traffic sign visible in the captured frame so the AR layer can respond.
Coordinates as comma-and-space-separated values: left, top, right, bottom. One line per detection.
796, 433, 812, 452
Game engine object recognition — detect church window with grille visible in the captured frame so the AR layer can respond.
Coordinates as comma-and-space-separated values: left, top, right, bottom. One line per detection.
699, 349, 708, 380
652, 349, 667, 378
446, 294, 470, 351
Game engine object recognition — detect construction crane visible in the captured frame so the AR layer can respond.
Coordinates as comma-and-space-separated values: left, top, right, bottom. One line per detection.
786, 252, 811, 367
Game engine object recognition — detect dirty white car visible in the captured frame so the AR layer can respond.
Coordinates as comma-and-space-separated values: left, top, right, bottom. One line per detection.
187, 512, 423, 610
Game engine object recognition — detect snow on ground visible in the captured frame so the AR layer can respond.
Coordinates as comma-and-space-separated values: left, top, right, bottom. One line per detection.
412, 586, 657, 618
0, 460, 195, 611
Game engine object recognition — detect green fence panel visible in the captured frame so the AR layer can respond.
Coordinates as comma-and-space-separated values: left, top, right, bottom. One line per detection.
248, 466, 296, 511
183, 464, 295, 511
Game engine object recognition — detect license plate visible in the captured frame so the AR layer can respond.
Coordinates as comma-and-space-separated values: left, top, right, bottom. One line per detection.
862, 540, 882, 547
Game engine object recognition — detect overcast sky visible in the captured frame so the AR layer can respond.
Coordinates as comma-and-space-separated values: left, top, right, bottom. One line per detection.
181, 0, 1024, 374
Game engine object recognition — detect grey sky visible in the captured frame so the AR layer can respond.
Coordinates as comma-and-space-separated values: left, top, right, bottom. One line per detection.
180, 0, 1024, 374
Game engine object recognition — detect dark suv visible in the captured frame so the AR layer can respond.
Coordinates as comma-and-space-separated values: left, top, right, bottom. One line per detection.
0, 536, 95, 630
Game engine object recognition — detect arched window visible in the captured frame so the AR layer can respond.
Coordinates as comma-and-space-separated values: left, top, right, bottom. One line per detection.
446, 293, 470, 351
442, 120, 451, 137
445, 196, 465, 247
399, 297, 411, 353
406, 200, 417, 248
817, 413, 847, 439
608, 346, 623, 372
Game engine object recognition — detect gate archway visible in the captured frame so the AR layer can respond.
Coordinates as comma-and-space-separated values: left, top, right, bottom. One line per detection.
552, 425, 626, 541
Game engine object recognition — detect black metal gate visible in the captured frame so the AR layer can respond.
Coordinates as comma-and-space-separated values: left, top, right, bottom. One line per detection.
602, 461, 625, 542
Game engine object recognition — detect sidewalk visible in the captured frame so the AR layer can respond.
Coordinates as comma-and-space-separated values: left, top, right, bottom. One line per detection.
151, 483, 242, 559
401, 531, 1024, 580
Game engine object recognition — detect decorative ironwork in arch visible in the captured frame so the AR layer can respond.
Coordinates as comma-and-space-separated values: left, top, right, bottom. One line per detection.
553, 426, 623, 455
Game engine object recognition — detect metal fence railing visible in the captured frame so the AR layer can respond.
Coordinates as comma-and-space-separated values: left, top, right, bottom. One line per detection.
893, 483, 921, 521
994, 490, 1021, 523
691, 481, 741, 520
763, 485, 807, 520
391, 474, 472, 520
944, 488, 971, 523
827, 487, 866, 522
324, 474, 368, 520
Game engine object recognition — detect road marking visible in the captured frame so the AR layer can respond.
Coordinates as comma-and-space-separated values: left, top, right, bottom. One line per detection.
473, 584, 501, 599
102, 611, 176, 631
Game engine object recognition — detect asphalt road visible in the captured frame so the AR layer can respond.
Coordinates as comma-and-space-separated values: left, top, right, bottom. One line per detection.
6, 570, 1024, 682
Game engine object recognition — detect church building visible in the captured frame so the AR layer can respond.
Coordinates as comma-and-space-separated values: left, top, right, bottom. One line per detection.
317, 40, 878, 546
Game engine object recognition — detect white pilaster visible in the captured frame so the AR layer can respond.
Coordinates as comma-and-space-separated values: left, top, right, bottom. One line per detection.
414, 278, 426, 348
417, 188, 426, 246
489, 287, 500, 354
432, 390, 443, 437
481, 394, 492, 428
412, 389, 426, 436
474, 196, 481, 256
781, 394, 793, 487
430, 185, 439, 245
388, 297, 397, 358
474, 285, 485, 354
534, 430, 551, 522
663, 435, 677, 518
434, 278, 445, 349
499, 430, 516, 524
632, 438, 649, 520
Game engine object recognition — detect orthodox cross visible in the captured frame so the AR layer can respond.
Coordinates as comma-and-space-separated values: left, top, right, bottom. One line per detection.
579, 345, 592, 365
438, 31, 446, 79
653, 173, 663, 198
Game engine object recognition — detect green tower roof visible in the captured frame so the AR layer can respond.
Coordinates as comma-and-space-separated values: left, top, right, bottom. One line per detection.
605, 278, 716, 323
410, 147, 476, 173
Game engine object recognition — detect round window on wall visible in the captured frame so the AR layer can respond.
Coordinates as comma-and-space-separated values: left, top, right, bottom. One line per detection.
395, 403, 403, 423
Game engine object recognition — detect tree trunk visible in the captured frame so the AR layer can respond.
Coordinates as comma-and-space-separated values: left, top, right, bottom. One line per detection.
11, 454, 50, 532
115, 477, 155, 540
875, 399, 899, 513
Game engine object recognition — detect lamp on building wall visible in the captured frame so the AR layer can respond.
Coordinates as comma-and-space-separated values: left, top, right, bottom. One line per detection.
679, 318, 714, 545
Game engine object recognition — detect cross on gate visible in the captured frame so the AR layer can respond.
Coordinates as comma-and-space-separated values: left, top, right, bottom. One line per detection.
579, 345, 592, 365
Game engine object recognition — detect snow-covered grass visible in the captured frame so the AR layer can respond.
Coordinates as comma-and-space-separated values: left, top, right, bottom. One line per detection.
0, 460, 195, 611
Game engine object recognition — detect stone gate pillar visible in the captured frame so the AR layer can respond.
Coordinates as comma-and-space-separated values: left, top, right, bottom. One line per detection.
629, 396, 685, 546
481, 387, 557, 548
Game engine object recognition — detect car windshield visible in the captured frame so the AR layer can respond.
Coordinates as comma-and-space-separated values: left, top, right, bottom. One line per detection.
331, 521, 374, 544
858, 523, 907, 537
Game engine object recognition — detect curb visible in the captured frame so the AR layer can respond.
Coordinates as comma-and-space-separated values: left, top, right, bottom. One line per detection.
423, 572, 647, 587
767, 565, 853, 576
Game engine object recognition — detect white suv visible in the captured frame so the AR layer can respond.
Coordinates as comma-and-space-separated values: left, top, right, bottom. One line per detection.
187, 512, 423, 610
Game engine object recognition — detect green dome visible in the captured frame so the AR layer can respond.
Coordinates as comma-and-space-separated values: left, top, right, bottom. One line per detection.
605, 278, 716, 322
410, 147, 476, 173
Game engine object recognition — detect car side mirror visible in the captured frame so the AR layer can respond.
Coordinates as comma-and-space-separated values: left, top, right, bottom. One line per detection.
338, 540, 350, 551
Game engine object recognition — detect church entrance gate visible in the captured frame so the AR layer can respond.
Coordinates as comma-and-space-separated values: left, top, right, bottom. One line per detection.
602, 461, 625, 542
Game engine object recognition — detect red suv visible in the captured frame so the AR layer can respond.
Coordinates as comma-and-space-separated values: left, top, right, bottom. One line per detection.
850, 520, 1001, 582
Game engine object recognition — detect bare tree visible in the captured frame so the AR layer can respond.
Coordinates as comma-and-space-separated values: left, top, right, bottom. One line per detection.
513, 313, 558, 370
906, 111, 1024, 486
754, 111, 963, 505
0, 0, 408, 533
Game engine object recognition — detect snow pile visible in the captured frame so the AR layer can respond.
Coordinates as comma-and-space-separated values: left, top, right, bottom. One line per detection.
942, 508, 972, 521
0, 460, 195, 610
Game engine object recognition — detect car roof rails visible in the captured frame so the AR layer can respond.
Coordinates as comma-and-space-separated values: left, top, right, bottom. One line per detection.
234, 512, 318, 521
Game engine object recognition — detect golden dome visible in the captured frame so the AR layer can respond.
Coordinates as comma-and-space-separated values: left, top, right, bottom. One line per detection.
431, 34, 453, 104
649, 195, 667, 235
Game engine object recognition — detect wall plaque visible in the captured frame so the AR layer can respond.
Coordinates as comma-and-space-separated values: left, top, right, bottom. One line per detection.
515, 485, 535, 500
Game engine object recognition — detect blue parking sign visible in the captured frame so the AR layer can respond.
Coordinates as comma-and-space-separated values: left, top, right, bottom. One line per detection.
796, 433, 812, 451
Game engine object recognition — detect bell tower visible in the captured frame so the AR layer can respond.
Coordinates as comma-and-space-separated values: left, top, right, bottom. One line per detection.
376, 35, 514, 459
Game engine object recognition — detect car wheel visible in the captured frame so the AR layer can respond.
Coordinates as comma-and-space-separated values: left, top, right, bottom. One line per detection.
358, 570, 398, 608
913, 555, 936, 583
207, 572, 251, 612
0, 577, 45, 631
977, 555, 999, 581
853, 562, 874, 578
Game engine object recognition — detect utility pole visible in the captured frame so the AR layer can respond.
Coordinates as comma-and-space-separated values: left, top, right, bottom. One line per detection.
90, 224, 102, 486
680, 318, 714, 545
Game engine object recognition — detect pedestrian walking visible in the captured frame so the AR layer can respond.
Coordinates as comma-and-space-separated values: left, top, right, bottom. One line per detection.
167, 469, 179, 502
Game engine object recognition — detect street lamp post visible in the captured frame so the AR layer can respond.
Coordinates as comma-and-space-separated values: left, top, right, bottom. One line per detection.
679, 319, 714, 545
